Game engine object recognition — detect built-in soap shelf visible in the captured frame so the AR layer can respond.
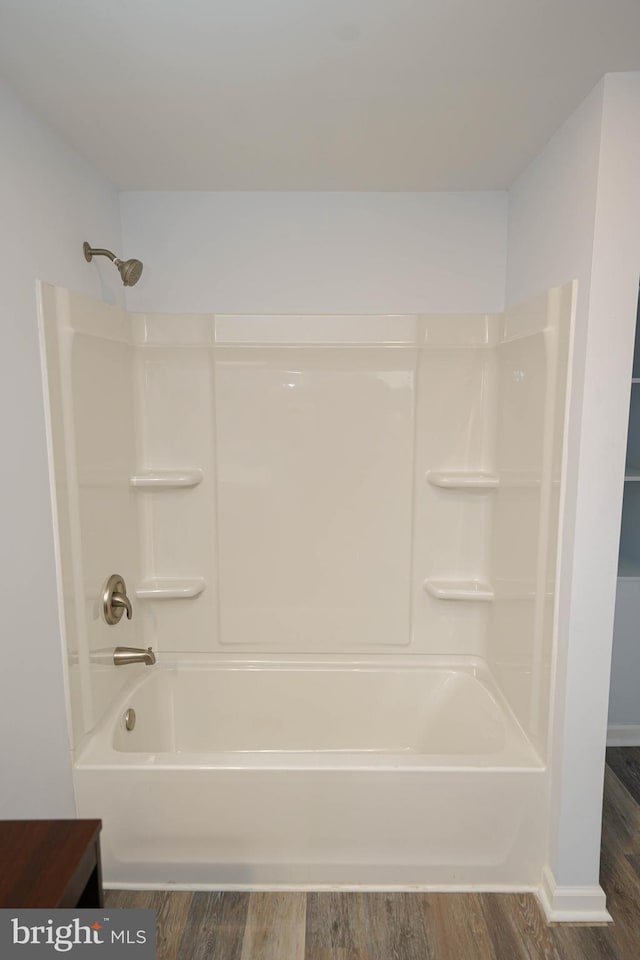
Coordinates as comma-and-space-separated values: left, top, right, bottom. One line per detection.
426, 470, 499, 491
423, 579, 494, 602
130, 469, 203, 490
425, 472, 496, 601
624, 465, 640, 481
135, 578, 206, 599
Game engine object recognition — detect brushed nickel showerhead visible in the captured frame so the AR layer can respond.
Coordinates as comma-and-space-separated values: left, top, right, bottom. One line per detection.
83, 241, 144, 287
115, 257, 144, 287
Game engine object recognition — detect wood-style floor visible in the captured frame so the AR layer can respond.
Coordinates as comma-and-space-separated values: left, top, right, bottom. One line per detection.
106, 747, 640, 960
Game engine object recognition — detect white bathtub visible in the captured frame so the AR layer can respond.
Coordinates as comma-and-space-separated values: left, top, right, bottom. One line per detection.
74, 659, 547, 889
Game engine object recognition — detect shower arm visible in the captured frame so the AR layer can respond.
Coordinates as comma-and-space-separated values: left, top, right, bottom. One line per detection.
83, 243, 118, 264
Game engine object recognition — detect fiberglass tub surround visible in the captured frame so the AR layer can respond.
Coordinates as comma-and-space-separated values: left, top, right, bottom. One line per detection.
42, 283, 573, 888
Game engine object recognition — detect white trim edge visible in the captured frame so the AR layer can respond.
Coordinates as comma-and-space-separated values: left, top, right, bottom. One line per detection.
104, 881, 540, 893
537, 866, 612, 923
607, 723, 640, 746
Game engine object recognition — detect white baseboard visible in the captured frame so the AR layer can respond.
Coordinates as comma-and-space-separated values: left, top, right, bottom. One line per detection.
537, 866, 611, 923
105, 881, 539, 893
607, 723, 640, 747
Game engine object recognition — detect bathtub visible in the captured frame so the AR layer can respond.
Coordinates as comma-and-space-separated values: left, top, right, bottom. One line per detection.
74, 659, 547, 889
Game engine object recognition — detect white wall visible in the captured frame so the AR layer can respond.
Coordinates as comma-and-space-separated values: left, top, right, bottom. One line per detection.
0, 78, 123, 816
507, 73, 640, 895
120, 191, 507, 315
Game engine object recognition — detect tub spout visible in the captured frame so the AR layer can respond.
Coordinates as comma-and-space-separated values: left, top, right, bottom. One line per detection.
113, 646, 156, 667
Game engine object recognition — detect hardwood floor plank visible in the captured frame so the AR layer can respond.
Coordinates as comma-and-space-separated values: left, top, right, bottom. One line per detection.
240, 892, 306, 960
601, 766, 640, 856
105, 889, 157, 909
306, 892, 348, 950
501, 894, 561, 960
104, 889, 132, 909
306, 951, 368, 960
479, 893, 540, 960
307, 893, 431, 960
422, 892, 496, 960
605, 748, 640, 807
105, 889, 192, 960
360, 893, 433, 960
304, 947, 370, 960
176, 891, 249, 960
598, 837, 640, 960
626, 853, 640, 879
152, 892, 193, 960
552, 925, 622, 960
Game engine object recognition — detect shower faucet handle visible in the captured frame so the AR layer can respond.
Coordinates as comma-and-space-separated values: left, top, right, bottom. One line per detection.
103, 574, 133, 625
111, 591, 133, 620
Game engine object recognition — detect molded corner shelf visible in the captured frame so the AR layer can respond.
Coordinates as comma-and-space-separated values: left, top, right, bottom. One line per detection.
423, 579, 494, 602
135, 578, 206, 600
624, 465, 640, 482
426, 471, 499, 491
130, 469, 203, 490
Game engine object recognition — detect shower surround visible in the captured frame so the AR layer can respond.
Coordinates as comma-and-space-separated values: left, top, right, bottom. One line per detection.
41, 283, 573, 890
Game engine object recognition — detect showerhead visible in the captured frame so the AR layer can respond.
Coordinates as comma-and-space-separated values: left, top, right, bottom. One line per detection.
115, 257, 144, 287
83, 242, 144, 287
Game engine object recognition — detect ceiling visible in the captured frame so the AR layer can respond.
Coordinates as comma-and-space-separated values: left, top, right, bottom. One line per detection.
1, 0, 640, 191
